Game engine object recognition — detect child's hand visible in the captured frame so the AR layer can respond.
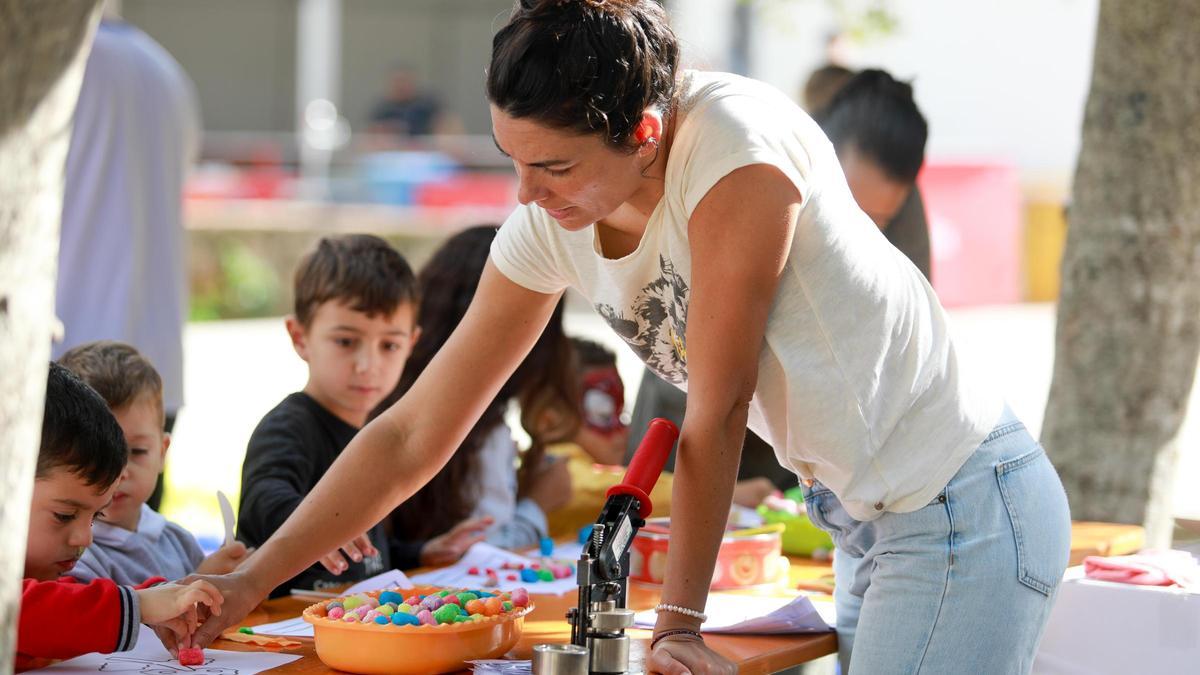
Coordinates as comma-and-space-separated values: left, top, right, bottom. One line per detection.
576, 425, 631, 465
196, 541, 253, 575
137, 580, 223, 650
528, 457, 573, 514
732, 477, 778, 508
419, 516, 494, 567
318, 533, 379, 575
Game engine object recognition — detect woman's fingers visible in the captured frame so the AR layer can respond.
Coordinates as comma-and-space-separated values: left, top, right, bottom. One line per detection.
646, 648, 692, 675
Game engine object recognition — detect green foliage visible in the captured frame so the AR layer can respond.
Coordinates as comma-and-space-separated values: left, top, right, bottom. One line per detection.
747, 0, 899, 43
189, 241, 283, 321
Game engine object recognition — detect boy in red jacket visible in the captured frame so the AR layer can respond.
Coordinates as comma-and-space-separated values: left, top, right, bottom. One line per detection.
17, 364, 222, 671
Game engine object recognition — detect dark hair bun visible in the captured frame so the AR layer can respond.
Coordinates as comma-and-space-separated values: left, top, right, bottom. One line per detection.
488, 0, 678, 147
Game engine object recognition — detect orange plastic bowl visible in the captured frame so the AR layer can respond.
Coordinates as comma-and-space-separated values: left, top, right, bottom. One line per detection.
302, 585, 534, 675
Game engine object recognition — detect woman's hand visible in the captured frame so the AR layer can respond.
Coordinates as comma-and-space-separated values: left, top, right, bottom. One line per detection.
419, 516, 494, 567
179, 570, 271, 648
647, 636, 736, 675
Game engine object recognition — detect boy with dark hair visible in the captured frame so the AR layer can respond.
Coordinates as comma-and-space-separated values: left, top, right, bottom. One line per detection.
816, 68, 933, 281
238, 234, 488, 597
19, 363, 221, 671
58, 341, 249, 586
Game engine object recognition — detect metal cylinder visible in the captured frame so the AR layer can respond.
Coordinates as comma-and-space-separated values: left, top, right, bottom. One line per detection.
592, 608, 636, 632
588, 635, 631, 674
532, 643, 589, 675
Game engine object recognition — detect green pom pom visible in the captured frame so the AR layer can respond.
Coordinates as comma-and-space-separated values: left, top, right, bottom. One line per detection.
433, 604, 460, 624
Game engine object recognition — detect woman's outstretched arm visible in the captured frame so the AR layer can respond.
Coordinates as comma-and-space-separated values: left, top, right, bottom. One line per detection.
187, 262, 562, 646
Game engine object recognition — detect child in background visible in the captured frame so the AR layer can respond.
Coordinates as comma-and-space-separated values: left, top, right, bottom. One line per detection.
238, 235, 490, 596
545, 338, 672, 539
375, 226, 575, 551
58, 341, 249, 586
19, 364, 222, 671
544, 338, 777, 539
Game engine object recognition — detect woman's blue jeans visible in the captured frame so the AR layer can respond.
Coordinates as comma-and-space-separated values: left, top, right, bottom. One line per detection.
802, 408, 1072, 674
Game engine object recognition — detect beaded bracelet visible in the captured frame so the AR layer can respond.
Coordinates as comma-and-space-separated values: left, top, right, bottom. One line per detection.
651, 628, 704, 651
655, 603, 708, 622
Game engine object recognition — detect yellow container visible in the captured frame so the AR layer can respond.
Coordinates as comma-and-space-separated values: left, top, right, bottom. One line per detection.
302, 585, 533, 675
1024, 201, 1068, 302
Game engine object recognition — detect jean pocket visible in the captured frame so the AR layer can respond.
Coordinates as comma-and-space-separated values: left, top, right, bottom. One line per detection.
995, 447, 1070, 596
804, 491, 833, 531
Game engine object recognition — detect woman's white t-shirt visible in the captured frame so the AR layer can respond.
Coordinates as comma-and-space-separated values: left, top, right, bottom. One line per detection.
491, 70, 1002, 521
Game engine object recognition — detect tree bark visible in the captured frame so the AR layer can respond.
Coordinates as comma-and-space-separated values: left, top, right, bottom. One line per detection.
1042, 0, 1200, 548
0, 1, 100, 670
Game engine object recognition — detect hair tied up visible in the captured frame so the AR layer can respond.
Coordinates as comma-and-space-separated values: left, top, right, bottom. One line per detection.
520, 0, 615, 9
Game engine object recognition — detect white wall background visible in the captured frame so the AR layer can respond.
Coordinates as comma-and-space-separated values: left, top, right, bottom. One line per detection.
671, 0, 1100, 192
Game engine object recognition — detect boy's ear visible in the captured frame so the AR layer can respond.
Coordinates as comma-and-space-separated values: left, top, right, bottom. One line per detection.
409, 326, 421, 351
285, 315, 311, 362
161, 431, 171, 462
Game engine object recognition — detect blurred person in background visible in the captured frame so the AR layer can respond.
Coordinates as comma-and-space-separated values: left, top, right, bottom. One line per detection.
368, 64, 461, 143
52, 4, 201, 511
814, 68, 932, 282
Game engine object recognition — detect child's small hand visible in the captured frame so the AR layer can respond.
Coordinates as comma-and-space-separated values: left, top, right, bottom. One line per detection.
318, 533, 379, 575
196, 541, 253, 575
420, 516, 494, 567
732, 477, 778, 508
529, 457, 573, 514
137, 580, 224, 650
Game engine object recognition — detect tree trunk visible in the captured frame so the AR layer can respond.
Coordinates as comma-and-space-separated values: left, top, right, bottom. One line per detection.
0, 1, 100, 670
1042, 0, 1200, 549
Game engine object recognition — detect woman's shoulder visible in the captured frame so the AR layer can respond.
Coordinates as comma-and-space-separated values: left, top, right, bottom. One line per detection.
667, 71, 828, 213
677, 70, 809, 130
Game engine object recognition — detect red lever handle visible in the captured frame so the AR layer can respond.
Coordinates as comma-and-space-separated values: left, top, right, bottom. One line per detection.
606, 417, 679, 519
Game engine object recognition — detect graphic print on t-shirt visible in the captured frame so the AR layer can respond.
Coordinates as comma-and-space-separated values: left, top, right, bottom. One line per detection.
595, 255, 689, 384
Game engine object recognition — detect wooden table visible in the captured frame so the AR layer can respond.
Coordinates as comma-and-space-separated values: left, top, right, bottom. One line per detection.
211, 521, 1139, 673
1066, 521, 1143, 564
217, 580, 837, 674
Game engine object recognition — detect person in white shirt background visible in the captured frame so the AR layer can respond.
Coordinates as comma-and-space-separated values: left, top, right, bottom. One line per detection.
53, 6, 200, 513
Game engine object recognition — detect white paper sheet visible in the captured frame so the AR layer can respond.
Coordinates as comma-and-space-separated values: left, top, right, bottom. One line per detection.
23, 624, 301, 674
470, 659, 533, 674
634, 592, 835, 634
344, 568, 415, 594
410, 543, 579, 596
252, 568, 415, 638
244, 615, 315, 638
550, 540, 585, 561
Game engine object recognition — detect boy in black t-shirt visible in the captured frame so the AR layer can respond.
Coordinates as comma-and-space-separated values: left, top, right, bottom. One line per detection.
237, 235, 490, 596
